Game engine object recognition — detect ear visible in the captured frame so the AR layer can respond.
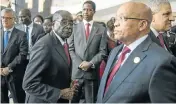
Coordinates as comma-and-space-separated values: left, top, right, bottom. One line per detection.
138, 20, 148, 31
152, 14, 155, 22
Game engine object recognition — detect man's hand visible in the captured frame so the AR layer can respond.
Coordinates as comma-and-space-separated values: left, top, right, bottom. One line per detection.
60, 88, 75, 100
1, 67, 10, 76
0, 68, 4, 76
79, 61, 93, 71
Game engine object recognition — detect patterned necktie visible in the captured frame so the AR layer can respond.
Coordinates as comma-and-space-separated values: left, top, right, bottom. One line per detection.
64, 43, 71, 65
157, 33, 165, 48
85, 23, 90, 40
105, 46, 131, 93
3, 31, 10, 52
26, 26, 29, 40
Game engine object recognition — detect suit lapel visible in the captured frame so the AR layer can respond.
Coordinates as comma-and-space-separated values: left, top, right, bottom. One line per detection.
51, 32, 69, 68
148, 30, 161, 46
98, 45, 123, 101
3, 28, 17, 54
162, 32, 172, 53
86, 22, 99, 48
1, 29, 4, 55
31, 23, 36, 37
103, 37, 151, 102
80, 22, 87, 46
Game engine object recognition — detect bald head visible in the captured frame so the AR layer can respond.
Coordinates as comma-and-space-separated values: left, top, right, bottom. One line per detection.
53, 10, 72, 22
118, 2, 152, 23
114, 2, 152, 45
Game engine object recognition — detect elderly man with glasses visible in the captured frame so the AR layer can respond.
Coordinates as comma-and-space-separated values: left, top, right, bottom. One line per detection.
1, 8, 28, 103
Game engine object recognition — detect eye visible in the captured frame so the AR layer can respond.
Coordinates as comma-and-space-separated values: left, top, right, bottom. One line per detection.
163, 12, 170, 17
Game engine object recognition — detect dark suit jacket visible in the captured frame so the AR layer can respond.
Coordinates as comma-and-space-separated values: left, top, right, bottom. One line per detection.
1, 27, 28, 80
96, 36, 176, 103
171, 25, 176, 34
15, 23, 45, 46
148, 30, 175, 55
22, 31, 71, 103
68, 22, 107, 80
1, 27, 28, 102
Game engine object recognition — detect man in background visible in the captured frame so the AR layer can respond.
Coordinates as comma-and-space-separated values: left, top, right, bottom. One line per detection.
148, 0, 176, 56
68, 0, 107, 103
1, 8, 28, 103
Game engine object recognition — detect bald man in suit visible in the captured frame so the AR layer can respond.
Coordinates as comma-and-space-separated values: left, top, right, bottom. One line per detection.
97, 2, 176, 103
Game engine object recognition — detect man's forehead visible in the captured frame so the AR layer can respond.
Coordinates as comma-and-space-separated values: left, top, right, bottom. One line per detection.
19, 11, 28, 16
159, 3, 172, 12
54, 14, 72, 20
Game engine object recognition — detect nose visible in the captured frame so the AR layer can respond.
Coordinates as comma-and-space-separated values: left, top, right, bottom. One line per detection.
169, 14, 175, 21
114, 19, 120, 27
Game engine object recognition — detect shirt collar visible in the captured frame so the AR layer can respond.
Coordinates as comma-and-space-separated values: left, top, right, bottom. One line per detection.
150, 27, 159, 37
53, 30, 66, 45
25, 22, 33, 28
3, 26, 14, 32
125, 35, 148, 52
83, 19, 93, 26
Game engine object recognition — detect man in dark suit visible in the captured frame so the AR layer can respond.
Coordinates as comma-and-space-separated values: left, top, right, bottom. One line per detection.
22, 10, 75, 103
97, 2, 176, 103
16, 9, 45, 60
68, 1, 107, 103
171, 25, 176, 34
148, 0, 176, 56
1, 8, 28, 103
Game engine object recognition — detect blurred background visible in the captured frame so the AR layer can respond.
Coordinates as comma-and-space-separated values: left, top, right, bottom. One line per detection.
1, 0, 176, 23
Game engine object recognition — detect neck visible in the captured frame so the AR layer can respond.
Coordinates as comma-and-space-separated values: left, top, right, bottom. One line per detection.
123, 34, 146, 46
84, 19, 92, 22
25, 21, 32, 26
151, 23, 161, 32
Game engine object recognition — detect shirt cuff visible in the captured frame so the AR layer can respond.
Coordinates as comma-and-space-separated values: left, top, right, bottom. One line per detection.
90, 61, 95, 69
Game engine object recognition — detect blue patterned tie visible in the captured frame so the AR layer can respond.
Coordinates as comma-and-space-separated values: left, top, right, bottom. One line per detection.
3, 31, 10, 51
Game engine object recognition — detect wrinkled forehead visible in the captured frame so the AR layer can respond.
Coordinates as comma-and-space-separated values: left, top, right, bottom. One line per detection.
53, 13, 73, 21
19, 11, 29, 17
117, 6, 140, 17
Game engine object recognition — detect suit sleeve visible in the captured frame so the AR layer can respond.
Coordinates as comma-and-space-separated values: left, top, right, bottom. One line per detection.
68, 31, 83, 67
149, 55, 176, 103
22, 43, 61, 103
90, 27, 107, 65
8, 32, 28, 70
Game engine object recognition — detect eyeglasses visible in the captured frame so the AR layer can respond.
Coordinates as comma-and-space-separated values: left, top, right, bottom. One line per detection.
1, 16, 14, 20
55, 19, 73, 26
115, 16, 149, 23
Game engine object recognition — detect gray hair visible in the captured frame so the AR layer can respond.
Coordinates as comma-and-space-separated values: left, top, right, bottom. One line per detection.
148, 0, 170, 13
1, 8, 16, 18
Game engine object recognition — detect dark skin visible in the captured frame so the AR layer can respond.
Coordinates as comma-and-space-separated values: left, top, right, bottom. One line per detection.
79, 3, 96, 71
18, 9, 32, 26
52, 11, 77, 100
43, 19, 52, 33
82, 3, 95, 22
53, 13, 73, 40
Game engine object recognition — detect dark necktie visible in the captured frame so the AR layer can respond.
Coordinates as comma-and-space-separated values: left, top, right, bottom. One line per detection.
63, 43, 71, 65
3, 31, 10, 52
105, 46, 131, 93
26, 26, 29, 40
157, 33, 165, 48
85, 23, 90, 40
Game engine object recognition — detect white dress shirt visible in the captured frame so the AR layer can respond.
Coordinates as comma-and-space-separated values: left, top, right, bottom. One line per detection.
117, 35, 148, 66
83, 19, 93, 33
25, 22, 33, 51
